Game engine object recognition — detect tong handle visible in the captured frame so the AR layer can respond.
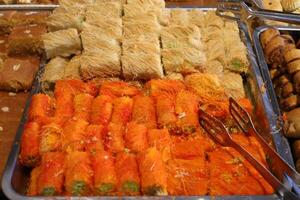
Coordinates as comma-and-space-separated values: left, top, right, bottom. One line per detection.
249, 127, 300, 182
243, 2, 300, 24
230, 140, 300, 199
229, 97, 300, 184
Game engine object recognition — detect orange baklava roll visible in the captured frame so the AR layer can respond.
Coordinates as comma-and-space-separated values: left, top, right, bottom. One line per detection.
54, 80, 74, 119
65, 151, 93, 196
132, 95, 157, 129
116, 151, 140, 195
73, 93, 94, 122
124, 122, 149, 153
111, 96, 133, 125
85, 124, 105, 154
19, 122, 41, 167
106, 122, 125, 153
39, 123, 63, 154
145, 79, 186, 98
175, 90, 199, 135
155, 93, 177, 130
138, 147, 168, 195
37, 152, 65, 196
28, 93, 53, 124
147, 129, 171, 162
90, 95, 113, 126
99, 81, 140, 98
92, 150, 117, 195
27, 166, 41, 196
62, 119, 89, 152
64, 79, 98, 97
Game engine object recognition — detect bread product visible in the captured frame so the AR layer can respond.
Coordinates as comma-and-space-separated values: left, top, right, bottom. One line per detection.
205, 39, 226, 66
8, 24, 47, 55
161, 25, 201, 41
161, 35, 202, 50
284, 108, 300, 138
81, 27, 121, 53
202, 26, 223, 42
63, 55, 81, 79
281, 0, 300, 11
169, 9, 189, 25
221, 72, 245, 99
294, 71, 300, 93
280, 95, 299, 111
287, 59, 300, 74
0, 56, 40, 91
59, 0, 93, 12
122, 39, 160, 55
80, 49, 121, 80
42, 28, 82, 59
263, 0, 283, 11
162, 47, 206, 75
41, 57, 68, 91
123, 21, 161, 37
204, 11, 224, 28
122, 52, 164, 80
203, 60, 224, 77
123, 12, 158, 25
84, 18, 122, 38
225, 43, 249, 73
188, 9, 205, 28
284, 49, 300, 63
47, 7, 84, 32
86, 1, 122, 18
184, 73, 227, 102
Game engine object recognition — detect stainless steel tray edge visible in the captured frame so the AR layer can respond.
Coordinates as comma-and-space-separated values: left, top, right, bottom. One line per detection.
253, 25, 296, 166
1, 8, 284, 200
0, 4, 57, 10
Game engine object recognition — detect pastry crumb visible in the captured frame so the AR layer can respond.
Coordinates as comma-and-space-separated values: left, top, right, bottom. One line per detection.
12, 64, 21, 71
8, 92, 17, 96
1, 107, 10, 112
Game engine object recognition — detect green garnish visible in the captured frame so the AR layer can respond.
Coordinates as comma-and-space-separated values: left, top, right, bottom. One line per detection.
122, 181, 139, 193
72, 181, 87, 196
231, 58, 243, 70
97, 183, 114, 194
41, 187, 56, 196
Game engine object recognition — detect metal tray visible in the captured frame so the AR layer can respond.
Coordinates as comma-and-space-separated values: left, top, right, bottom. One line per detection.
1, 8, 290, 200
0, 4, 57, 10
253, 25, 300, 167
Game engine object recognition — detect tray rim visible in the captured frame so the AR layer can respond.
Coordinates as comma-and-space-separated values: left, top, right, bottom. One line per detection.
1, 7, 283, 200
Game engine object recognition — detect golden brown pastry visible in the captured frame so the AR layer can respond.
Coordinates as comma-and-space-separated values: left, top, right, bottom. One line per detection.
282, 82, 294, 98
293, 140, 300, 159
287, 59, 300, 74
284, 49, 300, 63
264, 35, 286, 65
281, 0, 300, 12
260, 28, 280, 48
281, 94, 299, 111
284, 107, 300, 137
294, 71, 300, 93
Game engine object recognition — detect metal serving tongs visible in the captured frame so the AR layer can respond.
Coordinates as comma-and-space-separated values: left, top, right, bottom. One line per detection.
216, 0, 300, 25
198, 97, 300, 200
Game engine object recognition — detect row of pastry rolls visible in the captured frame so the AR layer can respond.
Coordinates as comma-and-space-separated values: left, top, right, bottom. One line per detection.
121, 0, 164, 80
